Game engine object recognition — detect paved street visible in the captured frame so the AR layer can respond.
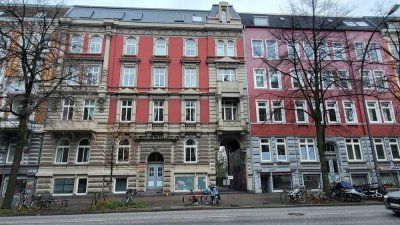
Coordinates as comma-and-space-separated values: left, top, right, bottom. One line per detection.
0, 205, 399, 225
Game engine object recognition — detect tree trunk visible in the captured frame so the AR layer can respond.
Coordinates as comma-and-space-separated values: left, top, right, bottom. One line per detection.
316, 124, 330, 194
1, 116, 29, 209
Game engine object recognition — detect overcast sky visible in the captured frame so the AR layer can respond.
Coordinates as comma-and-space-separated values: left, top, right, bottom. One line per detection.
65, 0, 394, 17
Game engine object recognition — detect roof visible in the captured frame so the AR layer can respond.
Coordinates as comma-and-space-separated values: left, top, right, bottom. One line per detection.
0, 4, 69, 18
209, 4, 240, 19
65, 6, 210, 24
240, 13, 378, 31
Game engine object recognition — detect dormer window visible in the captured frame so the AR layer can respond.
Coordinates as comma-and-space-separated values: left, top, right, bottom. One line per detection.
254, 16, 269, 26
221, 10, 227, 23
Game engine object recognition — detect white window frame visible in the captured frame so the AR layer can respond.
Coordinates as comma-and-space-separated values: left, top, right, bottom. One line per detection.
389, 43, 399, 60
219, 68, 236, 82
185, 100, 196, 123
299, 138, 317, 161
321, 70, 335, 89
153, 100, 164, 122
374, 138, 386, 161
366, 101, 381, 123
124, 37, 137, 55
271, 100, 285, 123
318, 42, 330, 60
256, 100, 269, 123
253, 68, 267, 89
55, 139, 69, 164
62, 99, 74, 121
326, 101, 340, 124
120, 100, 133, 122
345, 138, 363, 161
354, 42, 364, 60
216, 40, 225, 56
222, 100, 238, 121
332, 42, 345, 60
184, 139, 198, 163
373, 70, 386, 89
70, 35, 83, 53
155, 38, 167, 56
121, 65, 136, 87
85, 65, 100, 85
265, 40, 278, 59
75, 177, 88, 195
153, 67, 166, 87
227, 41, 235, 57
76, 139, 90, 163
113, 177, 128, 194
295, 100, 308, 123
290, 70, 304, 89
362, 70, 373, 89
276, 138, 287, 161
52, 177, 75, 196
184, 39, 197, 57
6, 138, 17, 164
83, 99, 95, 121
368, 43, 382, 62
342, 101, 357, 123
287, 41, 299, 59
304, 41, 314, 59
260, 138, 271, 162
268, 69, 282, 90
184, 67, 197, 88
338, 70, 351, 90
89, 35, 102, 54
251, 39, 263, 57
389, 138, 400, 161
117, 140, 130, 163
380, 101, 395, 123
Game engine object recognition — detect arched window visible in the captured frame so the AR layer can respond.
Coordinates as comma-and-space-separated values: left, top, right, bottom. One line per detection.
70, 35, 83, 53
227, 41, 235, 56
55, 139, 69, 163
89, 36, 101, 53
185, 39, 196, 56
216, 41, 225, 56
125, 37, 137, 55
77, 139, 90, 163
221, 10, 227, 23
117, 139, 130, 162
155, 38, 166, 55
184, 139, 197, 162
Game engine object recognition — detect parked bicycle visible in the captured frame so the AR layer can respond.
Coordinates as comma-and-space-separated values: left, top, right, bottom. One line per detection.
30, 193, 69, 211
11, 192, 33, 211
280, 186, 306, 203
122, 189, 138, 205
183, 185, 220, 206
303, 189, 328, 204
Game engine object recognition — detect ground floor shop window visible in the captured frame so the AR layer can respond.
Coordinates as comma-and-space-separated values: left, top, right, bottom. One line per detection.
350, 174, 368, 186
272, 174, 292, 190
2, 177, 27, 196
53, 178, 74, 194
114, 178, 128, 193
175, 175, 207, 191
381, 173, 399, 187
303, 174, 321, 189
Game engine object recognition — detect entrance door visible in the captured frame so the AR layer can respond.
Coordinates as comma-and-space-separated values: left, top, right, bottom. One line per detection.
147, 164, 163, 190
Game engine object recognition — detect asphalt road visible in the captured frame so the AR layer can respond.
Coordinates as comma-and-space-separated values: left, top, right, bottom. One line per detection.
0, 205, 399, 225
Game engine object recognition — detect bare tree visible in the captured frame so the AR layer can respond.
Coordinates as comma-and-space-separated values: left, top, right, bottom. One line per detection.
0, 0, 76, 209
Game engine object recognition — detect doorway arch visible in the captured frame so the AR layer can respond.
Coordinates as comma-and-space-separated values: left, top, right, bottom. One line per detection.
147, 152, 164, 191
324, 142, 340, 183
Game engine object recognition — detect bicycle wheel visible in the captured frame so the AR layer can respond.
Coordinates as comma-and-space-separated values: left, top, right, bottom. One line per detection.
50, 200, 62, 210
11, 199, 21, 211
183, 195, 194, 206
280, 191, 289, 203
30, 199, 42, 211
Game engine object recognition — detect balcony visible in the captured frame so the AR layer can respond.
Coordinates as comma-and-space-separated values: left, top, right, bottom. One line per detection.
44, 120, 97, 132
217, 120, 246, 133
217, 81, 243, 96
0, 119, 43, 131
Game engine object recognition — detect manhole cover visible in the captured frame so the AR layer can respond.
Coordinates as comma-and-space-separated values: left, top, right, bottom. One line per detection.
288, 213, 305, 216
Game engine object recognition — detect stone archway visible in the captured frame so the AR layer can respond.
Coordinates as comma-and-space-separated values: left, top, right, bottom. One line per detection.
146, 152, 164, 191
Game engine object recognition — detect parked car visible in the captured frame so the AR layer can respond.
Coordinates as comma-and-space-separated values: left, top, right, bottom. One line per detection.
384, 190, 400, 215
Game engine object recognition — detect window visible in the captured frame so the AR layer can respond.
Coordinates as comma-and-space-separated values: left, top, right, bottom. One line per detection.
266, 40, 278, 59
366, 102, 380, 123
374, 138, 386, 160
86, 65, 100, 85
185, 39, 196, 56
304, 42, 314, 59
362, 70, 373, 89
389, 43, 399, 60
125, 37, 137, 55
175, 175, 207, 191
287, 42, 299, 59
354, 42, 364, 60
326, 102, 340, 123
155, 38, 167, 55
321, 70, 334, 89
62, 99, 74, 120
67, 66, 80, 86
332, 42, 345, 60
76, 178, 88, 194
153, 100, 164, 122
117, 140, 130, 163
184, 139, 197, 162
53, 178, 74, 194
338, 70, 351, 89
185, 100, 196, 122
119, 100, 133, 122
184, 68, 197, 88
216, 41, 225, 56
381, 173, 400, 187
219, 68, 236, 82
271, 101, 284, 123
268, 69, 281, 89
343, 101, 357, 123
276, 138, 287, 161
89, 36, 101, 53
303, 174, 321, 189
318, 42, 329, 60
290, 70, 303, 89
153, 67, 166, 87
55, 139, 69, 163
295, 101, 308, 123
299, 138, 316, 161
254, 16, 269, 26
373, 70, 386, 89
70, 35, 83, 53
77, 139, 90, 163
221, 10, 227, 23
6, 138, 17, 163
114, 178, 127, 193
256, 101, 268, 122
83, 99, 95, 120
254, 69, 267, 88
350, 174, 368, 186
222, 100, 238, 121
260, 139, 271, 161
122, 66, 135, 87
380, 101, 395, 123
389, 138, 400, 160
346, 138, 362, 161
368, 43, 381, 62
227, 41, 235, 57
251, 40, 263, 57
